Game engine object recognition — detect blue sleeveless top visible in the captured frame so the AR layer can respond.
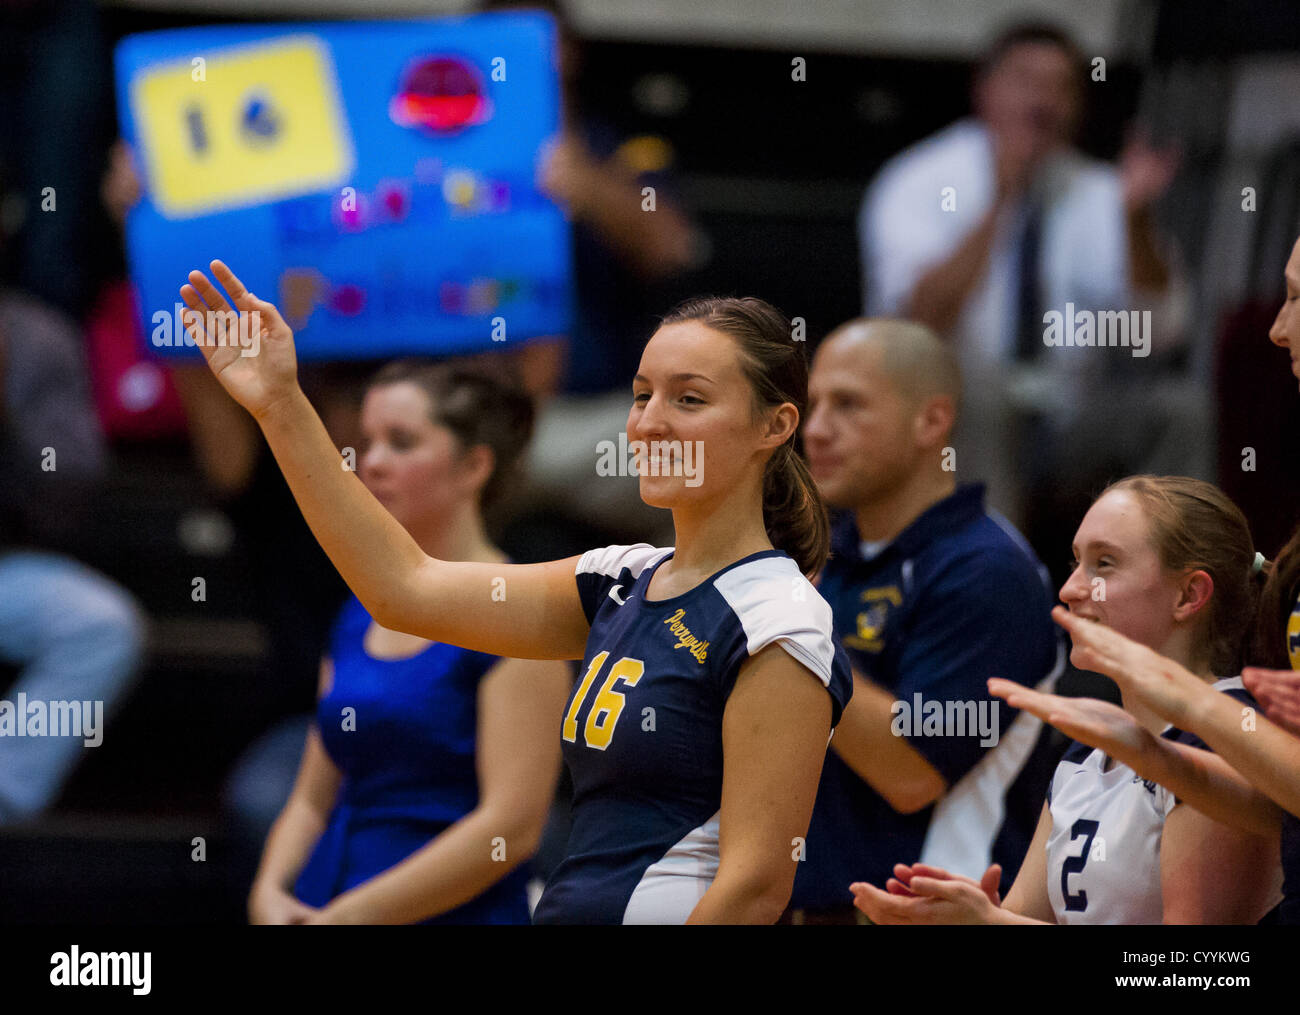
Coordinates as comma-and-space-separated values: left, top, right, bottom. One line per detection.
294, 595, 531, 924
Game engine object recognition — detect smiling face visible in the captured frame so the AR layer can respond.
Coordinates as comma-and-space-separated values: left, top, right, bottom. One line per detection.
1057, 489, 1193, 665
1268, 235, 1300, 390
629, 320, 794, 509
358, 381, 478, 533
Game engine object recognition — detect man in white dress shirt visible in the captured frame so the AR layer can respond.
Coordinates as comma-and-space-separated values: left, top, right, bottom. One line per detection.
859, 23, 1197, 577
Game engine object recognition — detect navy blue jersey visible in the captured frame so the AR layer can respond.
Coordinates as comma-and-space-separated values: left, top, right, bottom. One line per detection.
791, 484, 1064, 908
532, 544, 853, 924
1046, 678, 1257, 924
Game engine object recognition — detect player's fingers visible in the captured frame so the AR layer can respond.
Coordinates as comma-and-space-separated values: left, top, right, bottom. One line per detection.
1243, 668, 1298, 703
851, 882, 911, 925
178, 285, 211, 330
990, 678, 1053, 716
245, 292, 287, 332
189, 269, 233, 316
176, 292, 214, 356
908, 875, 964, 902
179, 281, 210, 312
210, 260, 252, 305
987, 677, 1029, 700
909, 863, 957, 882
885, 878, 916, 897
180, 307, 206, 349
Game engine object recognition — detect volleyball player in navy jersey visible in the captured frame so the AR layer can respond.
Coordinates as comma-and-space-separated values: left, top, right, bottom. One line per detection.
180, 262, 852, 924
851, 477, 1281, 924
248, 362, 572, 924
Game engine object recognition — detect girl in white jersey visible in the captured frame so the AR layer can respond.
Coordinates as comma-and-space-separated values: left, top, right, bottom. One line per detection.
177, 262, 850, 924
982, 235, 1300, 925
851, 475, 1281, 924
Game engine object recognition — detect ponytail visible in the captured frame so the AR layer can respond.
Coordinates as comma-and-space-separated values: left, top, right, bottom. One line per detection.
763, 441, 830, 579
1249, 522, 1300, 670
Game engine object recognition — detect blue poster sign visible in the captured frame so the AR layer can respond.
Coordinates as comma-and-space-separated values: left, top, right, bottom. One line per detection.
114, 12, 572, 361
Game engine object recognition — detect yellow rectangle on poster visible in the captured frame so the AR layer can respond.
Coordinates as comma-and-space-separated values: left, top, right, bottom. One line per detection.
131, 35, 353, 218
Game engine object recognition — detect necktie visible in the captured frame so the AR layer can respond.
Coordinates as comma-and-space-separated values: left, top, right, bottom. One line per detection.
1015, 199, 1044, 362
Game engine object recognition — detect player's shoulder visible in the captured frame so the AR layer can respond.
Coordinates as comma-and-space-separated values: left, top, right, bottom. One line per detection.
1047, 739, 1102, 807
573, 544, 673, 625
712, 552, 838, 688
1162, 676, 1257, 750
712, 552, 830, 622
1058, 738, 1097, 768
575, 543, 674, 581
1209, 674, 1257, 709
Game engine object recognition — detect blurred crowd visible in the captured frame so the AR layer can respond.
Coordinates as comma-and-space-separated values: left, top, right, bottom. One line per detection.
1, 0, 1298, 922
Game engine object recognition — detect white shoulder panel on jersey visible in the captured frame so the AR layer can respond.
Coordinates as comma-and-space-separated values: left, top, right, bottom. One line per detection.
714, 556, 836, 688
575, 543, 673, 581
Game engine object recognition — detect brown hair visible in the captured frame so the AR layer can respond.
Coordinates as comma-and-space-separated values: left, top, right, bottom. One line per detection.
1250, 522, 1300, 670
979, 21, 1085, 79
1102, 476, 1261, 675
658, 296, 830, 578
367, 359, 534, 511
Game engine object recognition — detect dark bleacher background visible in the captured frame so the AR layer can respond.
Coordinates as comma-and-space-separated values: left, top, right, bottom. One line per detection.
3, 10, 1152, 923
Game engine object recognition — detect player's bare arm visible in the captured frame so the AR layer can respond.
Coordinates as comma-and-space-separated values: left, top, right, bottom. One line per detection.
686, 645, 833, 924
990, 677, 1284, 837
181, 261, 590, 661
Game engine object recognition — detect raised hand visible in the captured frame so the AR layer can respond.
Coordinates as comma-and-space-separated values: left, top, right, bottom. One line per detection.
1051, 605, 1207, 726
536, 131, 598, 218
1120, 129, 1180, 212
179, 260, 300, 420
989, 676, 1155, 765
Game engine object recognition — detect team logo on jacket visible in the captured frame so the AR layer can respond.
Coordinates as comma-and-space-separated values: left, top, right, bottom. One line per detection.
845, 586, 902, 653
662, 608, 709, 663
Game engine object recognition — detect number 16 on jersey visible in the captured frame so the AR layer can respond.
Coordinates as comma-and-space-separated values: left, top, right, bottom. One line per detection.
562, 651, 645, 750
